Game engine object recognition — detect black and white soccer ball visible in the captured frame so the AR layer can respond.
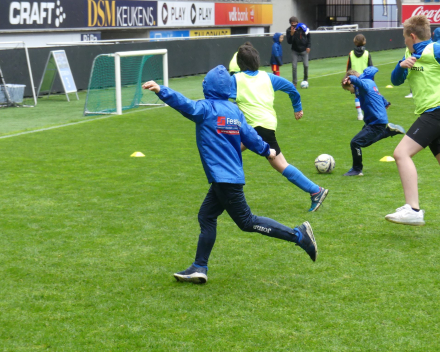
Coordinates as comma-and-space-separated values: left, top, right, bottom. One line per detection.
315, 154, 335, 173
300, 81, 309, 89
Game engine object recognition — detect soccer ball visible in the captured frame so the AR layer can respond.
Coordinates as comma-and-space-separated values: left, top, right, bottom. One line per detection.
315, 154, 335, 173
300, 81, 309, 89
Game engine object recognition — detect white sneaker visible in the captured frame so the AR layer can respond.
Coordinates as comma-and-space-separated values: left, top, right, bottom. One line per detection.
385, 204, 425, 226
405, 93, 413, 98
357, 113, 364, 121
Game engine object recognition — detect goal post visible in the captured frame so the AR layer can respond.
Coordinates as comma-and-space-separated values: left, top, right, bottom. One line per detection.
0, 41, 37, 107
84, 49, 168, 116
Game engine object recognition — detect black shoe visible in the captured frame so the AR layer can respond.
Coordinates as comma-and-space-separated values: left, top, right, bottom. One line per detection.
309, 187, 329, 212
295, 221, 317, 262
174, 264, 208, 284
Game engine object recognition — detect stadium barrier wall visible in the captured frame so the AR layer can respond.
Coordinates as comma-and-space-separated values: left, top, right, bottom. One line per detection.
0, 28, 405, 97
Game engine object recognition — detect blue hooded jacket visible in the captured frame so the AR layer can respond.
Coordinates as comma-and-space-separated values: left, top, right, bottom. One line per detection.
434, 28, 440, 42
349, 67, 390, 125
270, 32, 283, 66
155, 65, 270, 184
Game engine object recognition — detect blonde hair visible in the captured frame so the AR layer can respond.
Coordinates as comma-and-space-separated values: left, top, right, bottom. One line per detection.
341, 70, 360, 90
403, 15, 431, 41
353, 34, 366, 47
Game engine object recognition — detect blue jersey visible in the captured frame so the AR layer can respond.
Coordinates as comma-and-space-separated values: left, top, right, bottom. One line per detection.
155, 65, 270, 185
349, 67, 389, 125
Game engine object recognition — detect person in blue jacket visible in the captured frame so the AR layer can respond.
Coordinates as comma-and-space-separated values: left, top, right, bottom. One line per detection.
433, 27, 440, 42
142, 65, 318, 284
341, 67, 405, 176
270, 32, 284, 76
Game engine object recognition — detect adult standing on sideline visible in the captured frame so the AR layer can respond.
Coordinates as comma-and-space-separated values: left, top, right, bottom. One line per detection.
285, 16, 311, 87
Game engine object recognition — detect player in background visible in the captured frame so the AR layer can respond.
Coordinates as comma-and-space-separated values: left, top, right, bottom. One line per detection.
385, 15, 440, 226
229, 41, 253, 75
341, 67, 405, 176
230, 44, 329, 212
142, 65, 318, 284
434, 27, 440, 42
347, 34, 373, 121
270, 33, 284, 76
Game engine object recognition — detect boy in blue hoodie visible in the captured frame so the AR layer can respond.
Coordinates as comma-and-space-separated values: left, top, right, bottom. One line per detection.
142, 65, 317, 284
270, 32, 284, 76
341, 67, 405, 176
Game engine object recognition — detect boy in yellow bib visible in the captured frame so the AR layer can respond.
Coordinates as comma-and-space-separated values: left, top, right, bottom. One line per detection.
230, 44, 329, 212
385, 15, 440, 226
347, 34, 373, 121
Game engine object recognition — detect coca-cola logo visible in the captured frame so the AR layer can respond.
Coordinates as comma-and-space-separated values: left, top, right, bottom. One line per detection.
411, 6, 440, 23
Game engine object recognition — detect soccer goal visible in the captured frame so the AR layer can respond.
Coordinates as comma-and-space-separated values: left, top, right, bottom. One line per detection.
84, 49, 168, 116
316, 24, 359, 32
0, 42, 37, 108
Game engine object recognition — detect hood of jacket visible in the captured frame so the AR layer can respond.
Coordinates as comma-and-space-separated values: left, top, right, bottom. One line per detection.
433, 28, 440, 42
273, 32, 282, 43
359, 66, 379, 80
203, 65, 231, 100
353, 46, 366, 57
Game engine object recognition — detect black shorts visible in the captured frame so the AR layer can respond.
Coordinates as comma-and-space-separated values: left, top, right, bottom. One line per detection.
407, 108, 440, 156
254, 126, 281, 155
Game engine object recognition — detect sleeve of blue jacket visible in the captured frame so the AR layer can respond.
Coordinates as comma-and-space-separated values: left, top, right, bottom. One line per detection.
349, 75, 369, 93
269, 74, 302, 112
240, 115, 270, 157
391, 55, 408, 86
156, 86, 205, 124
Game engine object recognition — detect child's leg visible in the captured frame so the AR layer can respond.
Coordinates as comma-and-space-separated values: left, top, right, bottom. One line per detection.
194, 185, 225, 267
350, 125, 387, 171
393, 136, 424, 209
271, 64, 280, 76
212, 183, 300, 243
355, 98, 363, 119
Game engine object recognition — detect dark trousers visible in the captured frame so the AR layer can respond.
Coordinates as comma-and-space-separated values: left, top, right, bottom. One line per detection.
195, 183, 299, 267
351, 124, 393, 171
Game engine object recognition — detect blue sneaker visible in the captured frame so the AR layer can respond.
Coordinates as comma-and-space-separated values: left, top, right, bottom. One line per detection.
174, 264, 208, 284
295, 221, 317, 261
309, 187, 329, 212
343, 168, 364, 176
387, 123, 406, 135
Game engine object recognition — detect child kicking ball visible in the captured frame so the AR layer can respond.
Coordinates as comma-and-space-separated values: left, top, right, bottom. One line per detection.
341, 67, 405, 176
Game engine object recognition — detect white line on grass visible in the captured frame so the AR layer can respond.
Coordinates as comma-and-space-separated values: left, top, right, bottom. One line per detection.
0, 105, 166, 140
0, 60, 399, 140
308, 60, 397, 80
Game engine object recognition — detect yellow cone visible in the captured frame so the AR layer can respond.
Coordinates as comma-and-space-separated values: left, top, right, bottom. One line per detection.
131, 152, 145, 157
380, 156, 395, 162
386, 85, 393, 88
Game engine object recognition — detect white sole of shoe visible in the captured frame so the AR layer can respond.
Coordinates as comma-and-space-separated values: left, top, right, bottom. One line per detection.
174, 273, 208, 284
385, 217, 425, 226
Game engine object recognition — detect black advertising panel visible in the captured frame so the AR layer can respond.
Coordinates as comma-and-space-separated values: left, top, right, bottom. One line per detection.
0, 0, 158, 30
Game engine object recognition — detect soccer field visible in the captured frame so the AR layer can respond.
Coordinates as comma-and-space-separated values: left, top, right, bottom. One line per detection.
1, 48, 439, 351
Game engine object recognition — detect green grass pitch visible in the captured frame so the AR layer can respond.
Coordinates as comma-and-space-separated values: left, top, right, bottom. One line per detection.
1, 49, 439, 351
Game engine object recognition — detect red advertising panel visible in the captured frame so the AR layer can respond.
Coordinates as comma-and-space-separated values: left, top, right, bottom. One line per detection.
215, 3, 272, 26
402, 4, 440, 24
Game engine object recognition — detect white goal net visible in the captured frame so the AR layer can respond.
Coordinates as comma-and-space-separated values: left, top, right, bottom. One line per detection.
84, 49, 168, 116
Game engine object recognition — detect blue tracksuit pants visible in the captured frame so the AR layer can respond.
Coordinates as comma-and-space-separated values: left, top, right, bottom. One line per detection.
195, 183, 300, 267
350, 124, 395, 171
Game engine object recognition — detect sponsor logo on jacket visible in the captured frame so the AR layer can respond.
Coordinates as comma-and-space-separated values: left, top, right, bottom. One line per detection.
217, 116, 241, 135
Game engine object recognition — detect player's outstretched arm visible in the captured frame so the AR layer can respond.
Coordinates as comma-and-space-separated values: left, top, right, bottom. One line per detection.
143, 81, 205, 123
268, 74, 302, 113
